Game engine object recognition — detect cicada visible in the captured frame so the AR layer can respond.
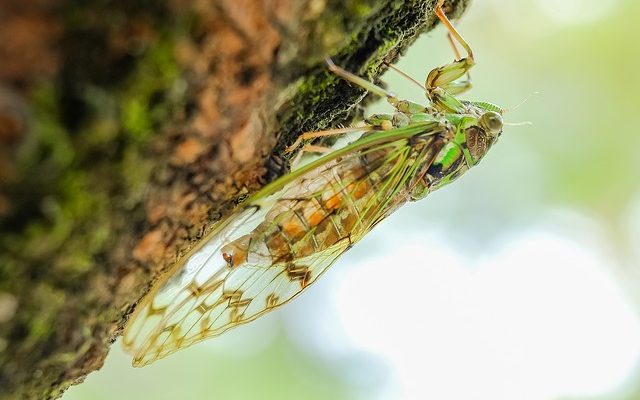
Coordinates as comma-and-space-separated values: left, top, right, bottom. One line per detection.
123, 0, 505, 366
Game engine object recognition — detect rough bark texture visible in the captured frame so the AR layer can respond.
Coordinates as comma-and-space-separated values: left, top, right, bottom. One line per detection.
0, 0, 469, 398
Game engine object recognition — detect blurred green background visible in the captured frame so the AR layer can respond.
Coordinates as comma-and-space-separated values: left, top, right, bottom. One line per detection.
64, 0, 640, 399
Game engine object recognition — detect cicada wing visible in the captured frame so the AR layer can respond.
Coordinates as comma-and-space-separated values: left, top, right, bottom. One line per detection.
137, 240, 352, 366
122, 204, 271, 365
123, 122, 448, 366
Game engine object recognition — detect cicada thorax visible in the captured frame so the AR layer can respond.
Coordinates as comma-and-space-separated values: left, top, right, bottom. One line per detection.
221, 147, 401, 278
419, 127, 491, 196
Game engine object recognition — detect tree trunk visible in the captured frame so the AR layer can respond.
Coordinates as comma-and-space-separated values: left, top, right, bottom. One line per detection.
0, 0, 469, 398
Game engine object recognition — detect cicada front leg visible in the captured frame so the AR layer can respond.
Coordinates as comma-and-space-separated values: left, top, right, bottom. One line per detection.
325, 58, 429, 117
426, 0, 476, 111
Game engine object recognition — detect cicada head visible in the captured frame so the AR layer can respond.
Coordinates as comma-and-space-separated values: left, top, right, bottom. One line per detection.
464, 109, 503, 164
455, 100, 504, 164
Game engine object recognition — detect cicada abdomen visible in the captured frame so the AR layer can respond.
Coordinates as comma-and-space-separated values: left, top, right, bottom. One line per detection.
221, 145, 423, 282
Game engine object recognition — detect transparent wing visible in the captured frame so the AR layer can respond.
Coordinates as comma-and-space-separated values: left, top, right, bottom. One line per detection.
123, 122, 447, 366
122, 205, 272, 365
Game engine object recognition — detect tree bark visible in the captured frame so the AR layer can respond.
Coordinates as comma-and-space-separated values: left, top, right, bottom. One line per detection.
0, 0, 469, 398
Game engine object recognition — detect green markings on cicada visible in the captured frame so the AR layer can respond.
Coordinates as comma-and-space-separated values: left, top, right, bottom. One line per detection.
122, 0, 506, 367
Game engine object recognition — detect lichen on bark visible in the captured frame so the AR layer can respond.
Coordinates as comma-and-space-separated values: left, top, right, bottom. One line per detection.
0, 0, 469, 398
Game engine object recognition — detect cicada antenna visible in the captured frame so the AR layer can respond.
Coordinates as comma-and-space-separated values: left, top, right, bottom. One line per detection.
504, 121, 533, 127
503, 91, 540, 113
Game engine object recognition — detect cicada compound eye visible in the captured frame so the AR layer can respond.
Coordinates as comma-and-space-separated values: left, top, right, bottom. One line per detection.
479, 111, 503, 136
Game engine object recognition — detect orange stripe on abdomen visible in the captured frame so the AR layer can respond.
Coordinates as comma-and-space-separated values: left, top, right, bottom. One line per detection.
223, 148, 394, 266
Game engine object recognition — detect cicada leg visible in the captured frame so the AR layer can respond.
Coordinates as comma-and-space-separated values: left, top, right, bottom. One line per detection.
324, 57, 399, 105
285, 125, 375, 168
325, 58, 432, 115
324, 58, 442, 123
285, 125, 373, 154
443, 17, 472, 96
426, 0, 475, 111
289, 144, 334, 168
